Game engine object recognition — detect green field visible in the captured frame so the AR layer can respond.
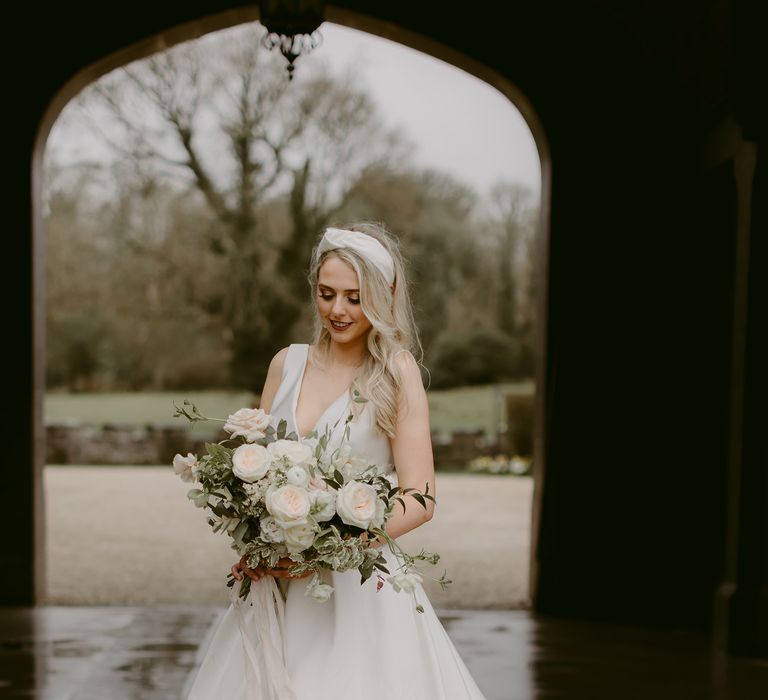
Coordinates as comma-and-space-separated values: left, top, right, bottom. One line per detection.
45, 381, 534, 440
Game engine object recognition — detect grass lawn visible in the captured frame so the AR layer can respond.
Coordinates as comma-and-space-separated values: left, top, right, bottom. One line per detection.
45, 381, 534, 439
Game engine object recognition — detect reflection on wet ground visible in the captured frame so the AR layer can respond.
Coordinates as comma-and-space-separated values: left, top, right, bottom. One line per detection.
0, 605, 218, 699
0, 606, 766, 699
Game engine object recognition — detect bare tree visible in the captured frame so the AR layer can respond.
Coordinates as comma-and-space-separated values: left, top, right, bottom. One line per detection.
69, 23, 404, 389
487, 182, 538, 339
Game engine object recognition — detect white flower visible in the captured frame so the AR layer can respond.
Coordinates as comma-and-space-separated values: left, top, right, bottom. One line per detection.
372, 496, 386, 529
286, 465, 310, 488
305, 574, 334, 603
172, 453, 198, 482
387, 571, 423, 593
266, 484, 311, 528
309, 489, 337, 522
308, 474, 329, 491
259, 515, 285, 543
283, 524, 316, 553
336, 481, 380, 530
340, 455, 373, 481
223, 408, 271, 442
242, 481, 264, 497
267, 439, 314, 466
232, 444, 271, 483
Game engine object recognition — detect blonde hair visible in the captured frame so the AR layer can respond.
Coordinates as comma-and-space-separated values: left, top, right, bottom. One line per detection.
307, 221, 425, 438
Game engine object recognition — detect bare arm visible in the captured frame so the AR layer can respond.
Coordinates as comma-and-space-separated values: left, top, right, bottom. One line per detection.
257, 346, 289, 414
373, 350, 436, 545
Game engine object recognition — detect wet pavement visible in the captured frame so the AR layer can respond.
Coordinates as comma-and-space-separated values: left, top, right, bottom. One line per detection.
1, 606, 766, 699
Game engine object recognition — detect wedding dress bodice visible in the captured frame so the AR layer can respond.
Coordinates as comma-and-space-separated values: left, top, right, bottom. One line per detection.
268, 343, 396, 479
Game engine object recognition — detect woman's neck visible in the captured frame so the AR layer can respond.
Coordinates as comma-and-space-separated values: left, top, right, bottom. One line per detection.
325, 337, 367, 368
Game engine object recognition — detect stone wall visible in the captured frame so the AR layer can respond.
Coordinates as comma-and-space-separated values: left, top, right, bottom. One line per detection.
45, 418, 533, 469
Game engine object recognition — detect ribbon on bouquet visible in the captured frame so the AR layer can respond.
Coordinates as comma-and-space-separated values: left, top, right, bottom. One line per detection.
229, 575, 297, 700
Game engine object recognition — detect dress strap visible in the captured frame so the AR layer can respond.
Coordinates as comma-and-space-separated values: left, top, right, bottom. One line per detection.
268, 345, 307, 419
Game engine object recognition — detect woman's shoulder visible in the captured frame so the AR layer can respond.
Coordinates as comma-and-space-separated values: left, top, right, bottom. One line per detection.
392, 347, 420, 382
393, 347, 417, 364
267, 345, 295, 381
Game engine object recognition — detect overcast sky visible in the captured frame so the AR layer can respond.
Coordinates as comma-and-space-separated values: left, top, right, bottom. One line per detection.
305, 23, 541, 198
47, 21, 540, 202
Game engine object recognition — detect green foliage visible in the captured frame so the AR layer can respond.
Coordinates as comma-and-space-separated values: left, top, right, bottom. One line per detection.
45, 311, 109, 391
429, 326, 532, 389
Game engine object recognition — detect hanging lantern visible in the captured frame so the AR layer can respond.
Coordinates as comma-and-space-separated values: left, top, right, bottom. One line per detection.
259, 0, 325, 80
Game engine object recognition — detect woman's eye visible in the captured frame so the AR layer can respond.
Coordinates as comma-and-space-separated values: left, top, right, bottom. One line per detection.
319, 293, 360, 305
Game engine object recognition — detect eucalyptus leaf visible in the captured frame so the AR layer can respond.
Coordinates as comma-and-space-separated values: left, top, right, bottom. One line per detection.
322, 477, 340, 490
233, 520, 248, 543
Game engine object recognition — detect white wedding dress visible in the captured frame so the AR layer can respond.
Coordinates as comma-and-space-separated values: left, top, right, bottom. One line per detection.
185, 343, 487, 699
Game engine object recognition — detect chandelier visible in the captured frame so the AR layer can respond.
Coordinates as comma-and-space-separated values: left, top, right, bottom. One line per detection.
259, 0, 325, 80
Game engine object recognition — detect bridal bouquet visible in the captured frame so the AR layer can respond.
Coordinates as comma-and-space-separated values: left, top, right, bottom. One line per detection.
171, 399, 450, 612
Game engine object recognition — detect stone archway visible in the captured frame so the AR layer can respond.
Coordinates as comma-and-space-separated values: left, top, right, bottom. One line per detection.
28, 5, 552, 607
11, 1, 765, 661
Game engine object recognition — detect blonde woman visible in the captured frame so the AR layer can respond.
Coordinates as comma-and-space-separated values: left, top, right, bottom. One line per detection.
186, 222, 486, 699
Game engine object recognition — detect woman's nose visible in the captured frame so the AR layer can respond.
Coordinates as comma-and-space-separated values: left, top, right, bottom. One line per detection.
332, 297, 346, 315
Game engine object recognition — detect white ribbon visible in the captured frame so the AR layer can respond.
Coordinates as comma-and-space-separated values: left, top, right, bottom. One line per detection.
318, 227, 396, 285
229, 576, 297, 700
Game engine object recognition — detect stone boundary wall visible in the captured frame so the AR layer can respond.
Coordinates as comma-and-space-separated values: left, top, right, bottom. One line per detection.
45, 420, 531, 469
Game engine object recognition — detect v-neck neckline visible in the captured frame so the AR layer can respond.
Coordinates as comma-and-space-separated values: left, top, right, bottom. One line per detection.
292, 344, 354, 441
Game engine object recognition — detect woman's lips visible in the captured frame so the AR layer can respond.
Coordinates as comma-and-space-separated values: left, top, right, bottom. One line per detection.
330, 320, 352, 331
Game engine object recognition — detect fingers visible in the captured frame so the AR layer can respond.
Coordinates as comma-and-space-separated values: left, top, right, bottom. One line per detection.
232, 557, 261, 582
232, 556, 309, 581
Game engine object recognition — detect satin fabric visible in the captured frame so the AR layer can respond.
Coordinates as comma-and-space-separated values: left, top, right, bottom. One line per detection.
186, 344, 487, 699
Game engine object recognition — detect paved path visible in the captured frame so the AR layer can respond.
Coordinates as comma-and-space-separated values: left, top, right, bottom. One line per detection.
43, 467, 533, 608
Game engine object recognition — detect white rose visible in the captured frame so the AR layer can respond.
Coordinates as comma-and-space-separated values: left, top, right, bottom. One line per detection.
305, 574, 334, 603
308, 474, 329, 491
335, 481, 379, 530
267, 439, 314, 466
259, 515, 285, 543
223, 408, 271, 442
232, 443, 271, 483
309, 489, 337, 522
172, 453, 198, 482
286, 465, 310, 488
372, 496, 386, 529
387, 571, 423, 593
340, 455, 373, 481
283, 524, 316, 553
266, 484, 311, 528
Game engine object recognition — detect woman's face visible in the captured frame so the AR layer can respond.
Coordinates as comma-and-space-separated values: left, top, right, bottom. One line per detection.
316, 256, 372, 343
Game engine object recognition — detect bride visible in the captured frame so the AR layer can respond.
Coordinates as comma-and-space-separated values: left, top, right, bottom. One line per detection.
186, 222, 487, 699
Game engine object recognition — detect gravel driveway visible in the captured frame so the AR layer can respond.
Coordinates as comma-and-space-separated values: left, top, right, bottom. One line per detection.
43, 467, 533, 609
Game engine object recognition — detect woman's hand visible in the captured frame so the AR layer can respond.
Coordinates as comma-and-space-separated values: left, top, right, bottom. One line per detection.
231, 554, 312, 581
358, 531, 384, 549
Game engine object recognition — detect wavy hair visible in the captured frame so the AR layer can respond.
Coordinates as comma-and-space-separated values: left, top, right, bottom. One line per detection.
307, 221, 426, 438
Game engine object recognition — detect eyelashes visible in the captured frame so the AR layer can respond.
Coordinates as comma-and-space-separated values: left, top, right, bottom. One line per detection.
319, 293, 360, 305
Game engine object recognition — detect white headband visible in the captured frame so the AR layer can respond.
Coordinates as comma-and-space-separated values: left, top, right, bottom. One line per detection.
317, 228, 396, 286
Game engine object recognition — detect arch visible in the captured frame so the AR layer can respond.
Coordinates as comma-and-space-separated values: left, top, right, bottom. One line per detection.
31, 4, 551, 604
